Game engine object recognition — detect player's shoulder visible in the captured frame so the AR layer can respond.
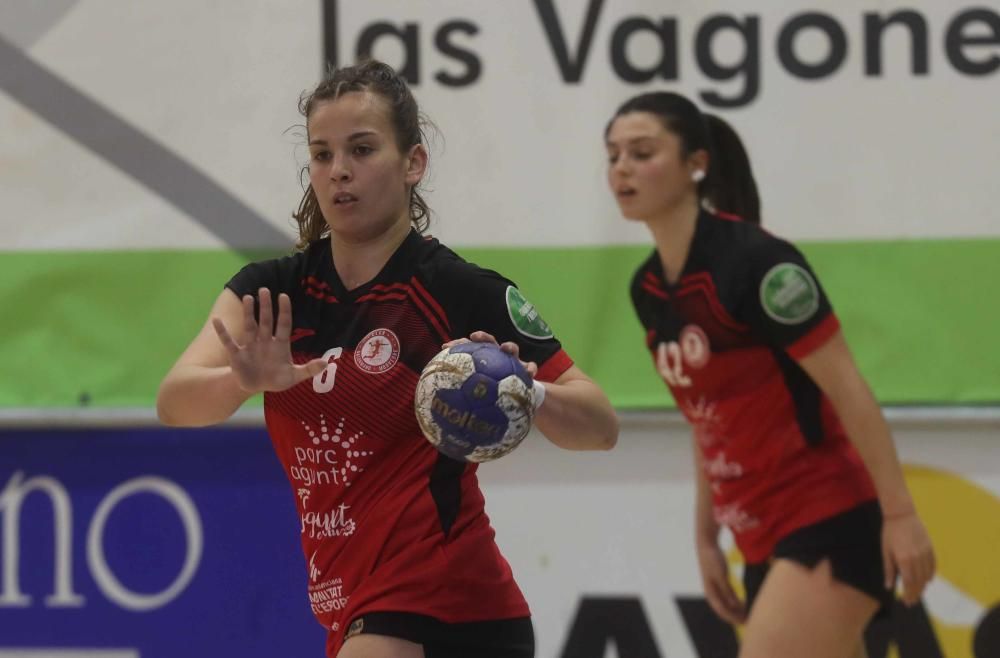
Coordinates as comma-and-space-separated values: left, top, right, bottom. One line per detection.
252, 239, 324, 272
411, 234, 561, 344
228, 241, 324, 293
413, 234, 513, 293
701, 213, 803, 270
703, 212, 774, 252
412, 233, 465, 272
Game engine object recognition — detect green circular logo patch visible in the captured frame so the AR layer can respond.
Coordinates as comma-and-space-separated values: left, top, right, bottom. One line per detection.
759, 263, 819, 325
505, 286, 554, 339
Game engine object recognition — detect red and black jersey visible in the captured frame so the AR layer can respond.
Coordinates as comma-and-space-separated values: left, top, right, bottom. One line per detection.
630, 210, 876, 563
226, 229, 573, 655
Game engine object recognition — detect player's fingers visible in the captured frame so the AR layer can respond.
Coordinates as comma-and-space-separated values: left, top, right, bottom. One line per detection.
727, 598, 747, 624
907, 551, 935, 603
922, 544, 937, 584
499, 341, 519, 356
900, 577, 922, 606
257, 288, 274, 340
524, 361, 538, 377
909, 558, 930, 594
469, 330, 497, 344
719, 580, 744, 615
274, 293, 293, 341
212, 318, 240, 354
703, 586, 729, 621
242, 295, 257, 337
708, 568, 745, 620
883, 546, 896, 590
897, 559, 919, 605
705, 582, 743, 625
293, 358, 329, 383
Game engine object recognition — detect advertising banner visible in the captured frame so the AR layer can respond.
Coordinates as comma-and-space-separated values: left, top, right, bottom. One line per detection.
2, 422, 999, 657
1, 1, 998, 407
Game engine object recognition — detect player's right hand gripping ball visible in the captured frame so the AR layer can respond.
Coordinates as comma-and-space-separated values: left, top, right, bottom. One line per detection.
414, 342, 535, 462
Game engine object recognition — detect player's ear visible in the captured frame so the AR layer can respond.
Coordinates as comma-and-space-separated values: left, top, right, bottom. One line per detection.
687, 148, 709, 183
405, 144, 428, 186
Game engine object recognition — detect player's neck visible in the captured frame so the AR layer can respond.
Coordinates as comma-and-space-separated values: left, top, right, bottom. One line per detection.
330, 217, 412, 291
646, 196, 700, 285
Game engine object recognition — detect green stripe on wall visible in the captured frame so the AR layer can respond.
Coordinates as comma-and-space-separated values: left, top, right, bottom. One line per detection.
466, 239, 1000, 408
2, 239, 997, 409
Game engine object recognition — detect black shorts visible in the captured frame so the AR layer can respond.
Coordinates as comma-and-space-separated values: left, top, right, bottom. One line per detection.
342, 611, 534, 658
742, 501, 894, 616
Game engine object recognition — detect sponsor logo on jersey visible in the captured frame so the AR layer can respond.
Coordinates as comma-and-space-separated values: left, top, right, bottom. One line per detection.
345, 617, 364, 639
679, 324, 710, 369
309, 576, 349, 617
759, 263, 819, 324
682, 396, 725, 448
354, 328, 401, 373
302, 503, 357, 540
713, 503, 760, 533
308, 550, 321, 583
506, 286, 554, 339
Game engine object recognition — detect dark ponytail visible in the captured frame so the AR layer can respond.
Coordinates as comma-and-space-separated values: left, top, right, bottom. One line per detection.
702, 113, 761, 225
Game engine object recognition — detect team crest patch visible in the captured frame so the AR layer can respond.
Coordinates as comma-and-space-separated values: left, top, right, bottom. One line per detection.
354, 328, 401, 374
759, 263, 819, 325
345, 617, 364, 639
679, 324, 710, 369
506, 286, 553, 339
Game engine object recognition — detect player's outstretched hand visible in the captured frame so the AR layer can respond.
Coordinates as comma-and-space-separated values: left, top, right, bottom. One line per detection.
212, 288, 328, 393
882, 510, 936, 606
442, 330, 539, 378
696, 542, 747, 626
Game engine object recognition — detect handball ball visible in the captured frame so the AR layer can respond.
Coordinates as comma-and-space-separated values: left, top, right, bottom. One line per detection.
414, 341, 535, 462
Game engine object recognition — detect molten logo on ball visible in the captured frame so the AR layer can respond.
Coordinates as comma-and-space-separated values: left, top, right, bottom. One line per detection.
414, 342, 535, 462
429, 397, 505, 442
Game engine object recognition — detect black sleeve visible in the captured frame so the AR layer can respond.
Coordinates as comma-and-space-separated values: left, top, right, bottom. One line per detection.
225, 259, 283, 298
442, 260, 571, 381
739, 237, 836, 350
224, 251, 303, 321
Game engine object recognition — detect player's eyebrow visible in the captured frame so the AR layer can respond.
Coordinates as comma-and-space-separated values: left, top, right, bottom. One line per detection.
606, 135, 658, 147
309, 131, 378, 146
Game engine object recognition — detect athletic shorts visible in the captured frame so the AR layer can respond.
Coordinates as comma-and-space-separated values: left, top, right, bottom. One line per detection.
341, 611, 534, 658
742, 500, 894, 616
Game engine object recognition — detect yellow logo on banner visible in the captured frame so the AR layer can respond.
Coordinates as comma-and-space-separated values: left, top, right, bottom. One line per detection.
906, 465, 999, 657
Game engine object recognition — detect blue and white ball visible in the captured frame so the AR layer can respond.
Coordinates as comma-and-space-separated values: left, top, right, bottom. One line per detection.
414, 342, 535, 462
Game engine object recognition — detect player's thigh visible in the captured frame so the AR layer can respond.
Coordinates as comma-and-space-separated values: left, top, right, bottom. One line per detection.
739, 558, 879, 658
337, 633, 424, 658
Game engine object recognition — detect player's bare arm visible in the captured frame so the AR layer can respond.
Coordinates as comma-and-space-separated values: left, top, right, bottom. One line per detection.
157, 287, 325, 427
533, 364, 618, 451
691, 435, 746, 625
797, 331, 936, 605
